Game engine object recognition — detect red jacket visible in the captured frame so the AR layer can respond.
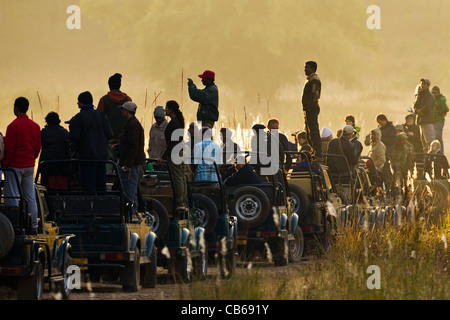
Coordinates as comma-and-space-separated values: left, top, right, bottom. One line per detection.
3, 114, 41, 168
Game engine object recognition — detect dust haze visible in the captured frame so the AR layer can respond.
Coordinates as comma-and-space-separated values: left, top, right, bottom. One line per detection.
1, 0, 449, 157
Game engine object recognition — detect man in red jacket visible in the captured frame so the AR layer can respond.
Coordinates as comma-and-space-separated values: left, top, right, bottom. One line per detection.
3, 97, 41, 233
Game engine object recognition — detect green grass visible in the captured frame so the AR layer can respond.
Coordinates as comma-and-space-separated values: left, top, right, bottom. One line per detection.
188, 212, 450, 300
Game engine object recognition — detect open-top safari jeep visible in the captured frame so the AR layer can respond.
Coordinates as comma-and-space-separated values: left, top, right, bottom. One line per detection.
0, 167, 74, 300
139, 158, 208, 282
36, 159, 157, 292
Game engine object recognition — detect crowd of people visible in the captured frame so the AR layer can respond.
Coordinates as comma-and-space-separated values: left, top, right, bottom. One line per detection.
1, 67, 449, 233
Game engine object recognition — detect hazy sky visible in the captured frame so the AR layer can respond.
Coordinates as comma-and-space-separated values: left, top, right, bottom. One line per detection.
1, 0, 449, 156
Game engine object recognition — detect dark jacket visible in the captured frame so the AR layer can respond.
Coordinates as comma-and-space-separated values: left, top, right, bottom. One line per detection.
403, 123, 422, 153
424, 150, 449, 179
119, 116, 145, 167
414, 89, 435, 125
223, 164, 262, 187
39, 125, 71, 162
188, 83, 219, 122
326, 137, 358, 174
68, 106, 113, 160
379, 121, 397, 158
97, 90, 132, 140
162, 117, 184, 160
302, 73, 321, 111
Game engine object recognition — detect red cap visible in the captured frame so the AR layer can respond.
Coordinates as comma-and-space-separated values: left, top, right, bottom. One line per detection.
198, 70, 215, 80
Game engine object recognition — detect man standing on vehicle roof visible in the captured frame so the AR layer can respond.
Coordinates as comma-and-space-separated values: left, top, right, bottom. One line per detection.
118, 101, 145, 215
3, 97, 41, 233
301, 61, 323, 163
188, 70, 219, 129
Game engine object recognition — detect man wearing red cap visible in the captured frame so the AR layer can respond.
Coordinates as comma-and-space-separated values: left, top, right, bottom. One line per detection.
187, 70, 219, 129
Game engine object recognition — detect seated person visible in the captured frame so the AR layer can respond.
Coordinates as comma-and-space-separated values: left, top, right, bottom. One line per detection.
326, 125, 359, 176
193, 127, 221, 182
424, 140, 449, 180
292, 150, 321, 175
223, 156, 262, 187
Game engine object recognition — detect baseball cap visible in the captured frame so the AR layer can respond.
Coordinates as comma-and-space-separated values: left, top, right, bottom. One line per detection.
343, 125, 357, 135
118, 101, 137, 112
420, 78, 431, 86
198, 70, 215, 80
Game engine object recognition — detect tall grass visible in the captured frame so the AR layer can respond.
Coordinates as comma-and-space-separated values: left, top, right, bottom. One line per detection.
188, 211, 450, 300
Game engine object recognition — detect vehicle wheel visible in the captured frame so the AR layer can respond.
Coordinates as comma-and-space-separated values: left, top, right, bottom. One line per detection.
173, 251, 192, 284
122, 248, 140, 292
0, 212, 14, 259
219, 249, 237, 279
270, 232, 289, 266
319, 219, 333, 253
192, 193, 219, 235
144, 198, 170, 238
141, 245, 157, 288
289, 226, 304, 263
288, 184, 309, 218
230, 186, 271, 229
17, 258, 44, 300
57, 249, 73, 300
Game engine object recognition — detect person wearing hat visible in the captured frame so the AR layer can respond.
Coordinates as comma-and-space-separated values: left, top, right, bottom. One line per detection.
403, 113, 422, 153
222, 155, 262, 187
413, 78, 436, 152
321, 126, 333, 158
391, 132, 414, 194
97, 73, 133, 166
118, 101, 145, 215
3, 97, 41, 234
39, 112, 71, 189
147, 105, 168, 159
187, 70, 219, 129
326, 125, 358, 176
68, 91, 113, 193
431, 86, 449, 153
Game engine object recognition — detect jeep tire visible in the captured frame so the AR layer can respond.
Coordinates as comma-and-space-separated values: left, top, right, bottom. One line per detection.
192, 193, 219, 235
0, 212, 14, 259
144, 198, 170, 238
288, 184, 309, 218
230, 186, 271, 229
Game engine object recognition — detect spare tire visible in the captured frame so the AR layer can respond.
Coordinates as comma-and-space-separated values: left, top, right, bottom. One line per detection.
0, 213, 15, 259
143, 198, 170, 238
288, 184, 310, 218
230, 186, 271, 229
191, 193, 219, 235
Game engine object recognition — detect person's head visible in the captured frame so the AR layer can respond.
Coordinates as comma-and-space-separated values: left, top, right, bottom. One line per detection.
429, 139, 441, 153
321, 126, 333, 141
234, 155, 247, 170
201, 126, 213, 140
119, 101, 137, 118
395, 124, 404, 133
342, 125, 356, 139
165, 100, 185, 127
304, 61, 317, 76
77, 91, 93, 108
153, 105, 166, 124
252, 124, 266, 135
108, 73, 122, 90
431, 85, 440, 98
296, 131, 308, 146
420, 78, 431, 91
14, 97, 29, 115
370, 128, 381, 142
396, 132, 408, 145
198, 70, 215, 86
267, 118, 280, 130
405, 114, 416, 126
345, 115, 356, 126
45, 112, 61, 126
376, 113, 388, 127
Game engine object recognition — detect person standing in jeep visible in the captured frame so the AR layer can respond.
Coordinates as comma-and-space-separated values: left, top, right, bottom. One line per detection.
413, 78, 436, 152
68, 91, 113, 193
3, 97, 41, 233
301, 61, 323, 162
188, 70, 219, 129
97, 73, 133, 164
118, 101, 145, 215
